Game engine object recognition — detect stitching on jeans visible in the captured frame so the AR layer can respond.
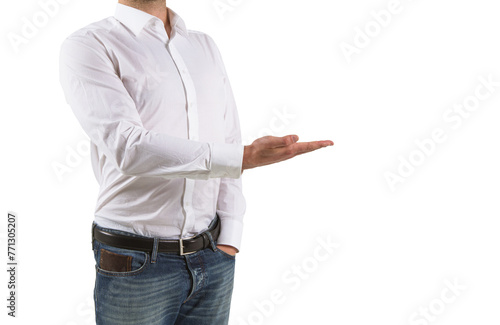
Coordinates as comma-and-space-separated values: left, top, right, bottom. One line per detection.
183, 253, 207, 303
183, 257, 195, 303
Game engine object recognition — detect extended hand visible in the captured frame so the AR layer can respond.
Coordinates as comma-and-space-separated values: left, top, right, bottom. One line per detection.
242, 135, 333, 171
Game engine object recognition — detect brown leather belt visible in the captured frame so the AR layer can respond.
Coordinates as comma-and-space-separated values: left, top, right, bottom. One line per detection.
92, 216, 220, 256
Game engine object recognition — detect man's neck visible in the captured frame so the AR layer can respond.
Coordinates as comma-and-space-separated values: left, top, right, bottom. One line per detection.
118, 0, 171, 37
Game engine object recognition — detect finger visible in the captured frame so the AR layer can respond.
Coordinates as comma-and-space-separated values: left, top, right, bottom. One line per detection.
292, 140, 333, 155
265, 140, 332, 161
262, 134, 299, 148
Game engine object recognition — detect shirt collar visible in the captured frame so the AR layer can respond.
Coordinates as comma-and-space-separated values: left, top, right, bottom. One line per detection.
114, 3, 187, 38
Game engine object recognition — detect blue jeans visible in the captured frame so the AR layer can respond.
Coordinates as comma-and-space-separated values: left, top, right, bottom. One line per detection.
91, 222, 236, 325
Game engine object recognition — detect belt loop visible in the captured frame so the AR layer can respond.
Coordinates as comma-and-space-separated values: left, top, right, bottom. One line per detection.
205, 231, 217, 252
201, 232, 209, 249
151, 238, 159, 263
179, 237, 185, 256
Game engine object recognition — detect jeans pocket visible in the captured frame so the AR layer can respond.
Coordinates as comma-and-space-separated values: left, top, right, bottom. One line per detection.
215, 247, 236, 260
94, 242, 149, 277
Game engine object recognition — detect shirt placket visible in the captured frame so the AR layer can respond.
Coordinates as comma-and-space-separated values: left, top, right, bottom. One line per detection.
167, 40, 199, 239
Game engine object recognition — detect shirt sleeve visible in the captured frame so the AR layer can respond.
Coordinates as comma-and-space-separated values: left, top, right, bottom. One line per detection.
59, 32, 243, 180
208, 37, 247, 251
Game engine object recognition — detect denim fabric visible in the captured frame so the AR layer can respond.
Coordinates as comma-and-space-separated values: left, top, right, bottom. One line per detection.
92, 222, 236, 325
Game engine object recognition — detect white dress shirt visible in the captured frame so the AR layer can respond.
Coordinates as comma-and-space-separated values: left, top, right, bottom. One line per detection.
59, 3, 246, 250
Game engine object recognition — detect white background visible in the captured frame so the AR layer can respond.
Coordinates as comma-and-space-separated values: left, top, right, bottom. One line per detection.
1, 0, 500, 324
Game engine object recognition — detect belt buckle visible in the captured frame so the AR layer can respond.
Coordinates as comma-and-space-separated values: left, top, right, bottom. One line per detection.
179, 237, 196, 256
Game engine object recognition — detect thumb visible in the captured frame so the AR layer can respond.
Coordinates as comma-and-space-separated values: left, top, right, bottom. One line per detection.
271, 134, 299, 148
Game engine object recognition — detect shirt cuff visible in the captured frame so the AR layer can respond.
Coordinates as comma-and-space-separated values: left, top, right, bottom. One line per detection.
216, 216, 244, 252
210, 142, 243, 179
